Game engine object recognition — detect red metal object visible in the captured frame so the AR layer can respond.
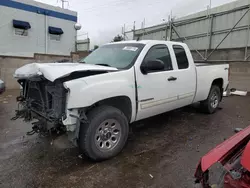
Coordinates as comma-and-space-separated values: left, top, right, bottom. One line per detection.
196, 125, 250, 174
241, 141, 250, 172
195, 125, 250, 188
224, 173, 250, 188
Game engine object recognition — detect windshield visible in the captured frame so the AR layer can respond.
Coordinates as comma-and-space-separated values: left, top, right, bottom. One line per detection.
80, 43, 145, 69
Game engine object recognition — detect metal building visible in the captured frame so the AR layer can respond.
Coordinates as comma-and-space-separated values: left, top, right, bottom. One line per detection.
77, 38, 90, 51
131, 0, 250, 61
0, 0, 78, 57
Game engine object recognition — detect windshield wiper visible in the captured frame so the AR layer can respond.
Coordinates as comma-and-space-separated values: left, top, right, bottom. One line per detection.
95, 63, 111, 67
79, 62, 113, 67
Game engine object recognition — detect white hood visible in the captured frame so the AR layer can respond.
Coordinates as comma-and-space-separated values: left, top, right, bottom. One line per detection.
14, 63, 118, 82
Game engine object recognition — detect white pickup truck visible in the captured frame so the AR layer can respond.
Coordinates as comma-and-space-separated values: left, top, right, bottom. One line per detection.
14, 40, 229, 161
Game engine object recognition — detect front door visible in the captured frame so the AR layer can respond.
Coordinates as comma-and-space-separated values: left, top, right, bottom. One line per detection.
135, 44, 180, 121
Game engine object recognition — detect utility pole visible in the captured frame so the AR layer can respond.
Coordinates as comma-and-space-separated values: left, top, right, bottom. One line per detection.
123, 24, 126, 40
133, 21, 136, 40
60, 0, 68, 9
142, 18, 146, 38
121, 26, 124, 38
168, 11, 173, 41
209, 0, 212, 15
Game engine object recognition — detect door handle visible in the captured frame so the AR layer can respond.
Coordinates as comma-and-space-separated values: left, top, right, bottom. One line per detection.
168, 76, 177, 81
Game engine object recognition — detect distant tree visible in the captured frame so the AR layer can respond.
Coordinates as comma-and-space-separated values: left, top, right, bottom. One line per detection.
94, 45, 99, 50
112, 35, 124, 42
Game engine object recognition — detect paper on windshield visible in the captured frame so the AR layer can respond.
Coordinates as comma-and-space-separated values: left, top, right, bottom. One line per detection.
123, 46, 138, 51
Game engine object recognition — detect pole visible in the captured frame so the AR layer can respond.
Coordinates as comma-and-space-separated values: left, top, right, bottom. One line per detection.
61, 0, 68, 9
205, 15, 214, 58
165, 16, 169, 41
123, 24, 126, 41
133, 21, 135, 40
75, 33, 77, 52
45, 15, 48, 53
169, 11, 173, 41
142, 18, 145, 39
245, 5, 250, 60
169, 16, 172, 41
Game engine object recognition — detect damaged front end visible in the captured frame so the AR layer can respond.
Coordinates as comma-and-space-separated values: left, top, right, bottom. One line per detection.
12, 62, 117, 144
12, 76, 68, 136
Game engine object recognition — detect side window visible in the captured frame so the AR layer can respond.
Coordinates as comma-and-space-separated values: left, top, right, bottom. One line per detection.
173, 45, 189, 69
144, 45, 173, 71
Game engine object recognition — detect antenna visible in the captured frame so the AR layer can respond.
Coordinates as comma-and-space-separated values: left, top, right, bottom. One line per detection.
60, 0, 69, 9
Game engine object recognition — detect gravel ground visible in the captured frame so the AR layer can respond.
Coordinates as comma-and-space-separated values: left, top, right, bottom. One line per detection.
0, 90, 250, 188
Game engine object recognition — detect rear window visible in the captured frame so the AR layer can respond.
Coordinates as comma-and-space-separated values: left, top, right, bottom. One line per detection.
173, 45, 189, 69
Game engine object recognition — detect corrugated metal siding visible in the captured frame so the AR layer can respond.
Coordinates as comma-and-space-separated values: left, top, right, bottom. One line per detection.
213, 9, 248, 32
186, 37, 208, 50
211, 29, 248, 49
133, 0, 250, 51
174, 19, 210, 37
140, 30, 166, 40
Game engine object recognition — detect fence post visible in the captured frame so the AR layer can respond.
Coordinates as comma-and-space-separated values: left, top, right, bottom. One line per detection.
245, 7, 250, 60
205, 15, 214, 58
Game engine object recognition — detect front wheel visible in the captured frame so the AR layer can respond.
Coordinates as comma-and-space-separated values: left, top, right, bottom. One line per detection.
200, 85, 221, 114
79, 105, 129, 161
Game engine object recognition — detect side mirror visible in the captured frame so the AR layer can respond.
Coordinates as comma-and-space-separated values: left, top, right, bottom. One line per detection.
141, 59, 165, 74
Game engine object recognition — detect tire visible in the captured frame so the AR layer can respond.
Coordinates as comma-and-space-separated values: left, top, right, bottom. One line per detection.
79, 105, 129, 161
200, 85, 221, 114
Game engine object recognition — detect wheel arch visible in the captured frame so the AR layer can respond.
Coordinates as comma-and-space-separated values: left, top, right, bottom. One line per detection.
211, 78, 223, 101
87, 96, 132, 122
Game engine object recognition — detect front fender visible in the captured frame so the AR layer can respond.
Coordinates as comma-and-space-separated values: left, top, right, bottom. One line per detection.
63, 70, 136, 121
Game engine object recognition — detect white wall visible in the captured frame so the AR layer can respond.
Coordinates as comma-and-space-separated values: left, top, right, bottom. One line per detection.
0, 0, 77, 57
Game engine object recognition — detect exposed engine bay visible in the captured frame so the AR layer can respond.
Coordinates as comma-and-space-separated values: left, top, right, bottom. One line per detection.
12, 67, 111, 137
13, 77, 67, 135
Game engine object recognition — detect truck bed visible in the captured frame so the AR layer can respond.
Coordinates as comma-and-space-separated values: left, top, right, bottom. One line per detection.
193, 63, 229, 103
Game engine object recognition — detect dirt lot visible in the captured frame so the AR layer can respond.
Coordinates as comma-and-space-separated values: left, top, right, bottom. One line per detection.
0, 90, 250, 188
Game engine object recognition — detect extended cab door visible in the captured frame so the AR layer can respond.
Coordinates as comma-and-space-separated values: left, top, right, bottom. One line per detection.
170, 44, 196, 108
135, 43, 196, 121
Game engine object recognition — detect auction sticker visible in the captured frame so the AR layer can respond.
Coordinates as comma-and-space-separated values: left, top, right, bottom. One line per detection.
123, 46, 138, 51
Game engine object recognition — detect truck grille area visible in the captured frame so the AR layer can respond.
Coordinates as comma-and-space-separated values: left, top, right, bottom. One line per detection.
14, 79, 67, 132
28, 80, 66, 120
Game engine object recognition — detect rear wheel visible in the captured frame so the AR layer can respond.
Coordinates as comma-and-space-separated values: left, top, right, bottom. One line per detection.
79, 105, 129, 161
200, 85, 221, 114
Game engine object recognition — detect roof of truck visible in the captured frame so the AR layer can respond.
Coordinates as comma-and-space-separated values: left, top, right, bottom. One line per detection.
105, 40, 186, 46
